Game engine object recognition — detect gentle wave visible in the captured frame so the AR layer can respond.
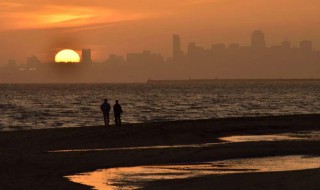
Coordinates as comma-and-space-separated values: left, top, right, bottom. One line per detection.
1, 81, 320, 130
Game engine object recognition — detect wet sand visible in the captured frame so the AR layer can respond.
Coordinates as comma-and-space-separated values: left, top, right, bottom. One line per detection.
1, 114, 320, 189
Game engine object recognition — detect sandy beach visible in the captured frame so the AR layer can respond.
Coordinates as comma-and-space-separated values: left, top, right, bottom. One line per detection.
1, 114, 320, 190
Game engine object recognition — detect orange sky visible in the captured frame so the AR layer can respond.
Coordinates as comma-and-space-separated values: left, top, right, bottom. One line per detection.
0, 0, 320, 64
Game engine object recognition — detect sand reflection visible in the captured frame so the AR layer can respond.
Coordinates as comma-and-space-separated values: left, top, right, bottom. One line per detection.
66, 155, 320, 190
51, 131, 320, 153
220, 134, 303, 142
50, 143, 221, 153
220, 131, 320, 143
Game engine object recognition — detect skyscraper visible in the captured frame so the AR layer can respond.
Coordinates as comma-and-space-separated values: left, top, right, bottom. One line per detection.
173, 34, 182, 62
82, 49, 92, 64
251, 30, 266, 50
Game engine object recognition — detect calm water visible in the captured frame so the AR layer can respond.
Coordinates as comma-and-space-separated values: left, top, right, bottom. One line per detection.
64, 131, 320, 189
1, 81, 320, 130
67, 155, 320, 190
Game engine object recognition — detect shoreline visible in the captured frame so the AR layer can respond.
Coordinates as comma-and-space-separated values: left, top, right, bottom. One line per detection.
2, 78, 320, 84
1, 114, 320, 189
2, 113, 320, 132
147, 78, 320, 83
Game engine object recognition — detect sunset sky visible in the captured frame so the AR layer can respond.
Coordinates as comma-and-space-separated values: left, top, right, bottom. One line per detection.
1, 0, 320, 64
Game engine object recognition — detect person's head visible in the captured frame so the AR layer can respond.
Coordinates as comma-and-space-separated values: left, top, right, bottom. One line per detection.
116, 100, 119, 104
104, 99, 108, 103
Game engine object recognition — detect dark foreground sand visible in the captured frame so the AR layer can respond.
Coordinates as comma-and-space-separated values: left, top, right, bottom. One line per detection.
1, 114, 320, 190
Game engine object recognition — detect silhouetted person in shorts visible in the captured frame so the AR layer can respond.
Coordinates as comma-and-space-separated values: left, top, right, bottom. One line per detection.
113, 100, 123, 126
100, 99, 111, 126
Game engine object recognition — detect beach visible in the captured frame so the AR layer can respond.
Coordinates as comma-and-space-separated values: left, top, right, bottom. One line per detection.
1, 114, 320, 189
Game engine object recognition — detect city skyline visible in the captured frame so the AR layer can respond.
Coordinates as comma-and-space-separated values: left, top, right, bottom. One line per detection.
1, 30, 320, 83
1, 30, 319, 65
1, 0, 320, 65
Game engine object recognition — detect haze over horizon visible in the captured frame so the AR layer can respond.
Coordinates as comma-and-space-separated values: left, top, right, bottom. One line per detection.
1, 0, 320, 64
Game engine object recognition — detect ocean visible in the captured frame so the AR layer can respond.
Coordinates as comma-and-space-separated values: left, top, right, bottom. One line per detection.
1, 80, 320, 130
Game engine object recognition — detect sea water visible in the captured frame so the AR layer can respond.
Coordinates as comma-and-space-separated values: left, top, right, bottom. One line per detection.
1, 80, 320, 130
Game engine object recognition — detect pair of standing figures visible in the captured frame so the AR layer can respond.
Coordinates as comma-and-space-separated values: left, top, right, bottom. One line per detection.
100, 99, 123, 126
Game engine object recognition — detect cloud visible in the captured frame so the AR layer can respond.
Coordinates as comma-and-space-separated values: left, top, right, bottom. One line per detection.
0, 1, 151, 30
0, 7, 138, 30
0, 0, 218, 30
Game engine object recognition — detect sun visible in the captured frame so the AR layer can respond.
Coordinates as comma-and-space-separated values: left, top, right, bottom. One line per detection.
55, 49, 80, 63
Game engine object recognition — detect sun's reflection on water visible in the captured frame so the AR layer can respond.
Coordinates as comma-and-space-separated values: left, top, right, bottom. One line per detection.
66, 155, 320, 190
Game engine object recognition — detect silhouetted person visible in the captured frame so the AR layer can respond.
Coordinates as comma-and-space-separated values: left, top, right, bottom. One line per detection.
100, 99, 111, 127
113, 100, 123, 126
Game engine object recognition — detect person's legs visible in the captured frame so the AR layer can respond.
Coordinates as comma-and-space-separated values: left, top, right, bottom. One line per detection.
115, 114, 121, 126
106, 114, 110, 126
115, 115, 118, 125
103, 113, 107, 126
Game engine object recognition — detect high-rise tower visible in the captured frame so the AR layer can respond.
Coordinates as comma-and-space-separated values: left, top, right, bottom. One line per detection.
251, 30, 266, 50
82, 49, 92, 64
173, 34, 182, 62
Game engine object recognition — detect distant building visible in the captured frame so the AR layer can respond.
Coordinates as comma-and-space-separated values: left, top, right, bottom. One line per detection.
300, 40, 312, 52
173, 34, 183, 62
107, 54, 125, 64
2, 59, 17, 71
26, 55, 40, 71
211, 43, 226, 51
281, 40, 291, 49
187, 42, 197, 54
228, 43, 240, 50
82, 49, 92, 64
251, 30, 266, 50
187, 42, 206, 53
187, 42, 206, 63
127, 51, 164, 65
